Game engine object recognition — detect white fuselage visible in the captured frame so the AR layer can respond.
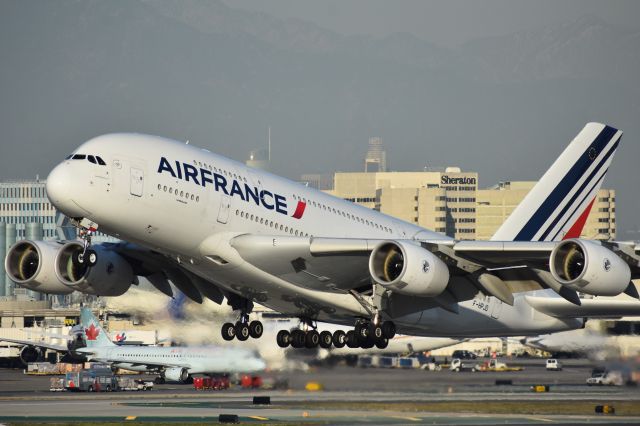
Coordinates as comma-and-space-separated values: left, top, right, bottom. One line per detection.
78, 344, 265, 374
46, 134, 581, 337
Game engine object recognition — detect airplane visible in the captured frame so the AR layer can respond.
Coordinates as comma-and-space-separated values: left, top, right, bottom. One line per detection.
5, 122, 640, 351
0, 308, 265, 383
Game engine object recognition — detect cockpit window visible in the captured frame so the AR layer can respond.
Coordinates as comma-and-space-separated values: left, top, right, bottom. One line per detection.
96, 156, 106, 166
65, 154, 73, 160
72, 154, 86, 160
88, 155, 97, 164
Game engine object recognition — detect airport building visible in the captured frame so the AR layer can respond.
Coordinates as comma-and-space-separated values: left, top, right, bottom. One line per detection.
330, 171, 616, 241
331, 168, 478, 239
364, 137, 387, 172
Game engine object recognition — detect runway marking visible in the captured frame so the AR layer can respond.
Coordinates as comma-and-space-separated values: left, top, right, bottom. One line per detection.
390, 415, 422, 421
124, 416, 137, 421
248, 415, 269, 420
528, 417, 553, 422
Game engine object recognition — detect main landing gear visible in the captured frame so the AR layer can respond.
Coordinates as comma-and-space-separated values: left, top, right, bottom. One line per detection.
276, 319, 396, 350
221, 313, 263, 342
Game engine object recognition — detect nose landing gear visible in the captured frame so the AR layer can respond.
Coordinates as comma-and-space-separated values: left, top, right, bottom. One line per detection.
72, 225, 98, 267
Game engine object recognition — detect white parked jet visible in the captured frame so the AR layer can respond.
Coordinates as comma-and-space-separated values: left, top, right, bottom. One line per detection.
6, 122, 640, 350
0, 308, 265, 382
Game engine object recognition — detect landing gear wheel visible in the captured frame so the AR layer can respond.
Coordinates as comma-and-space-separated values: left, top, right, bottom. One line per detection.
354, 322, 369, 340
221, 323, 236, 341
319, 331, 333, 349
291, 330, 306, 348
305, 330, 320, 348
154, 376, 165, 384
360, 337, 375, 349
72, 250, 87, 267
332, 330, 346, 348
235, 322, 250, 341
369, 323, 383, 340
276, 330, 291, 348
86, 249, 97, 267
346, 330, 359, 348
381, 321, 396, 339
249, 321, 263, 339
375, 337, 389, 349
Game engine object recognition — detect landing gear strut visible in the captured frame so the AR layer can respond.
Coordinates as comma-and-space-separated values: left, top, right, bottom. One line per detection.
72, 224, 97, 267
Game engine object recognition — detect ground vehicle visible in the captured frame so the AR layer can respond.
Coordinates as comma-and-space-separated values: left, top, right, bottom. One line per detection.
587, 371, 624, 386
450, 358, 478, 372
65, 368, 118, 392
119, 378, 154, 391
452, 350, 477, 360
545, 359, 562, 371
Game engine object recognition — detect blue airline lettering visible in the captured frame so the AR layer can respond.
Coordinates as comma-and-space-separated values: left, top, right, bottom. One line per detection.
158, 157, 288, 215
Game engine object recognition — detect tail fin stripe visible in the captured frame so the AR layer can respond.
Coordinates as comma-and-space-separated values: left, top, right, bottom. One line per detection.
538, 136, 618, 241
514, 126, 619, 241
547, 169, 607, 241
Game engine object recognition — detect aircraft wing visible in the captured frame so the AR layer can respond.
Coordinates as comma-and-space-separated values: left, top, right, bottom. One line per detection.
230, 235, 640, 308
525, 295, 640, 318
0, 338, 68, 352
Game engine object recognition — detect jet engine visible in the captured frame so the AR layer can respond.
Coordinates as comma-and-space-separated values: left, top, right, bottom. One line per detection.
19, 346, 42, 365
369, 240, 450, 297
4, 240, 74, 294
164, 367, 189, 383
549, 239, 630, 296
55, 242, 134, 296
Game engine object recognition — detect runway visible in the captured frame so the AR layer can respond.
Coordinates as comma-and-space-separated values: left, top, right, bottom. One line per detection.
0, 359, 638, 424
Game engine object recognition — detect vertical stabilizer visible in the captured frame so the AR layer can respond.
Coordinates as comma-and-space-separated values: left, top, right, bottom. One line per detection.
491, 123, 621, 242
80, 307, 115, 348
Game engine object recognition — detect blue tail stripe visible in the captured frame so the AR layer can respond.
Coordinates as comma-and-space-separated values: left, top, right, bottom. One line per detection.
538, 137, 619, 240
550, 169, 607, 241
514, 125, 618, 241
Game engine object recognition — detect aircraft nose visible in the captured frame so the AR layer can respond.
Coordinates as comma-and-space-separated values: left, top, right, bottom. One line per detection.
46, 163, 72, 210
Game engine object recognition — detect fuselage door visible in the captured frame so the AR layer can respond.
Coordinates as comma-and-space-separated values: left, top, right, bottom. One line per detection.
217, 194, 231, 224
130, 167, 144, 197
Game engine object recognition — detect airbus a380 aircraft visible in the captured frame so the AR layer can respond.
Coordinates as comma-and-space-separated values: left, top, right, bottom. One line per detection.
0, 308, 265, 382
5, 123, 640, 350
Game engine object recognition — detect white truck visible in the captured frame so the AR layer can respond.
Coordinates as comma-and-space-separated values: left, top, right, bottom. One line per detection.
545, 359, 562, 371
450, 358, 478, 372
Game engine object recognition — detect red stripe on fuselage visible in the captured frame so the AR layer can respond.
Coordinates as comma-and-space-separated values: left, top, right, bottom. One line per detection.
292, 201, 306, 219
563, 198, 595, 240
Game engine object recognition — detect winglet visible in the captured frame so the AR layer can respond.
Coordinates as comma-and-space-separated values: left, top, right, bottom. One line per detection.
491, 123, 622, 242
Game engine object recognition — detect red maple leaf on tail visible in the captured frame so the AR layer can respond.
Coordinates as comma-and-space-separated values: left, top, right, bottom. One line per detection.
85, 324, 100, 341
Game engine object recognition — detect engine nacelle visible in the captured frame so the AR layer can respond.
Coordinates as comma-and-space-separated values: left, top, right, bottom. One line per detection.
550, 239, 630, 296
369, 240, 450, 297
164, 367, 189, 383
4, 240, 74, 294
55, 242, 134, 296
19, 346, 42, 365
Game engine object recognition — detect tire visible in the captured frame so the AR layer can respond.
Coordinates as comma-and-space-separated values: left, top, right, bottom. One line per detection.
291, 330, 306, 348
249, 321, 263, 339
72, 250, 85, 267
276, 330, 291, 348
369, 324, 383, 339
375, 337, 389, 349
88, 385, 94, 392
319, 331, 333, 349
346, 330, 359, 348
86, 249, 97, 267
332, 330, 346, 348
106, 385, 111, 392
221, 323, 236, 341
235, 323, 250, 341
381, 321, 396, 339
360, 337, 375, 349
305, 330, 320, 348
354, 323, 369, 339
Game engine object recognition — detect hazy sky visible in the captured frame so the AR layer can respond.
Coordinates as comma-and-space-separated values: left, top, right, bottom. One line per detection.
225, 0, 640, 46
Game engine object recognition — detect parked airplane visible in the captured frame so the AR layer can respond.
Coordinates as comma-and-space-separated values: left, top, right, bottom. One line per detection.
0, 308, 265, 382
5, 122, 640, 350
